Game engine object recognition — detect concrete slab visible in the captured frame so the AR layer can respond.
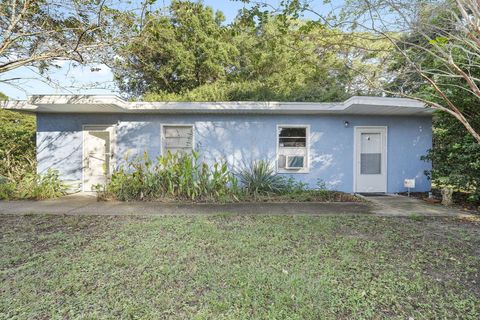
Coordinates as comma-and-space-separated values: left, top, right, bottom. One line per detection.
365, 194, 472, 216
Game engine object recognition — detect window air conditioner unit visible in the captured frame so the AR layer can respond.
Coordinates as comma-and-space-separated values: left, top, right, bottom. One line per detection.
285, 155, 305, 169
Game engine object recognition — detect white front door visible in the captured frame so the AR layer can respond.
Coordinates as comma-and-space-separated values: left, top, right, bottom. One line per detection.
83, 126, 112, 192
355, 127, 387, 193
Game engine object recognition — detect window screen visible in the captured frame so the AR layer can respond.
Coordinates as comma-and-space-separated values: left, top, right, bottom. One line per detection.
163, 126, 193, 154
360, 133, 381, 174
279, 127, 306, 147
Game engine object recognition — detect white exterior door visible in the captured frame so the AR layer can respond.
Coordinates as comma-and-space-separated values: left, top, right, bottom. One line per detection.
83, 126, 113, 192
355, 127, 387, 193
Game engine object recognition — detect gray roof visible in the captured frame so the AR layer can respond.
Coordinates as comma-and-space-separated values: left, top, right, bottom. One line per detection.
1, 95, 433, 116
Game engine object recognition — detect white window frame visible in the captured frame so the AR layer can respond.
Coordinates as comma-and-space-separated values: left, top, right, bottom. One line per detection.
161, 124, 195, 155
276, 124, 310, 173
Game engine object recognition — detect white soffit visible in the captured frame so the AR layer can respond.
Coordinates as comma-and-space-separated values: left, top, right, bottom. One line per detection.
1, 94, 433, 116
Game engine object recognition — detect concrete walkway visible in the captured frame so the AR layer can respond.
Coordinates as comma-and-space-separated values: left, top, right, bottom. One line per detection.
365, 194, 473, 216
0, 194, 371, 216
0, 193, 474, 217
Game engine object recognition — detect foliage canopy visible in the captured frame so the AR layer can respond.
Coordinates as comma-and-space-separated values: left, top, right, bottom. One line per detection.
113, 1, 386, 102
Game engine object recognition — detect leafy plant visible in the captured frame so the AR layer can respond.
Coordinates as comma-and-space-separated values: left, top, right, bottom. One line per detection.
0, 97, 36, 181
422, 113, 480, 198
98, 154, 359, 203
0, 180, 15, 200
99, 151, 239, 202
236, 160, 289, 197
17, 169, 68, 200
0, 169, 67, 200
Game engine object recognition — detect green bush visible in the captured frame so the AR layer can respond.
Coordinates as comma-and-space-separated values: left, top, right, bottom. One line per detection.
0, 169, 67, 200
21, 169, 67, 200
422, 112, 480, 198
0, 180, 16, 200
99, 151, 239, 202
236, 160, 291, 197
98, 154, 359, 203
0, 108, 36, 181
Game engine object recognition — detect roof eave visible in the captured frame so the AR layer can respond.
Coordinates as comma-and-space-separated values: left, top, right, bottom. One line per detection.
1, 95, 434, 116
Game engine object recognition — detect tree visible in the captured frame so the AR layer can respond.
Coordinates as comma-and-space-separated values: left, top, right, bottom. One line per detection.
113, 0, 238, 96
0, 92, 36, 180
118, 2, 359, 101
339, 0, 480, 142
423, 108, 480, 198
249, 0, 480, 142
226, 13, 351, 101
0, 0, 135, 91
335, 0, 480, 194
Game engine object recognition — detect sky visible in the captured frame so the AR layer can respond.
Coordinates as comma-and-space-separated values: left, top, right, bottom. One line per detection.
0, 0, 343, 100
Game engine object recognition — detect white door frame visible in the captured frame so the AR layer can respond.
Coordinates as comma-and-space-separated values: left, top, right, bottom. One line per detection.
82, 124, 116, 192
353, 126, 388, 193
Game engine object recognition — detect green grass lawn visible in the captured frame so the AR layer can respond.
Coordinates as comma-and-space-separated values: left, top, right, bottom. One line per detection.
0, 214, 479, 319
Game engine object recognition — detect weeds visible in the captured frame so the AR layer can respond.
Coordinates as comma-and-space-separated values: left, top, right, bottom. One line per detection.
0, 169, 67, 200
97, 151, 239, 202
408, 213, 427, 221
0, 180, 15, 199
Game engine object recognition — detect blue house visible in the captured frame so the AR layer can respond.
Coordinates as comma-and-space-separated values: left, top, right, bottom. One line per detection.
3, 95, 432, 193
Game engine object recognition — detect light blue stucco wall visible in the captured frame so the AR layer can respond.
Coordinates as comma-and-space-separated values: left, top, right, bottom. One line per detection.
37, 113, 432, 193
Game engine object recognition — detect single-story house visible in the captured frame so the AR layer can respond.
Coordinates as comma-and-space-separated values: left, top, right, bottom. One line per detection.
3, 95, 433, 193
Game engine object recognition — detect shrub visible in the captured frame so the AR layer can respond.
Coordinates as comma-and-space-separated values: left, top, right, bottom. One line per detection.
236, 160, 289, 196
16, 169, 67, 200
99, 151, 239, 202
98, 154, 359, 203
0, 180, 15, 200
283, 178, 309, 194
0, 169, 67, 200
0, 108, 36, 181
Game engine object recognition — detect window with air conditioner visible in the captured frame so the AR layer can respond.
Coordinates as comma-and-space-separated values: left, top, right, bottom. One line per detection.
162, 125, 194, 154
277, 125, 309, 172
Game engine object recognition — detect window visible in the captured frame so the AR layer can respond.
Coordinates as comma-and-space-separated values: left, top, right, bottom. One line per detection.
162, 125, 194, 154
360, 133, 381, 174
279, 127, 307, 147
277, 125, 309, 172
